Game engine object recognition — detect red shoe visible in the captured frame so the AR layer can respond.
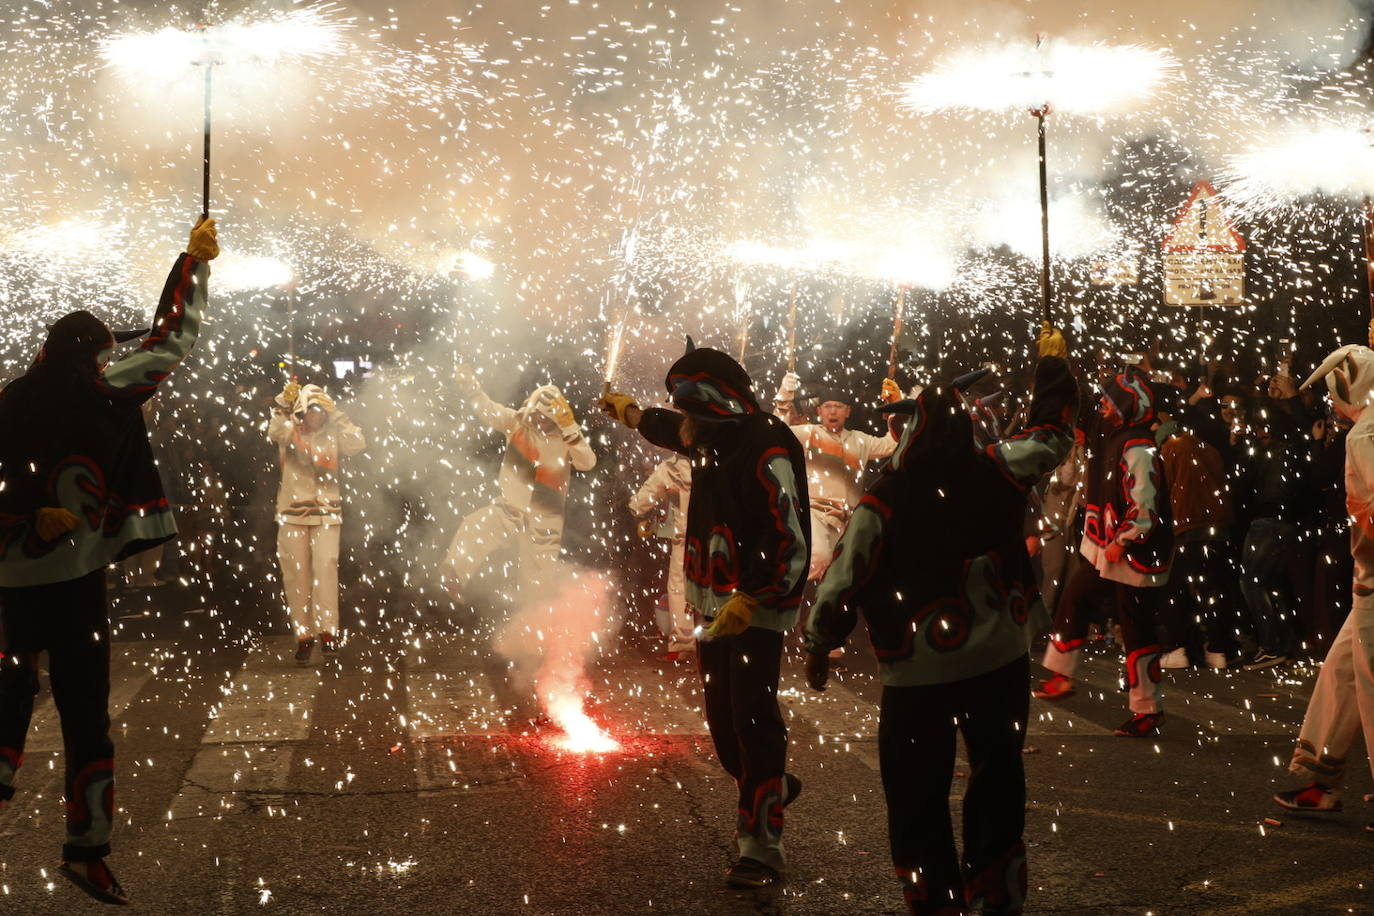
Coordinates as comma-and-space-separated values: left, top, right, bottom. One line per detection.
1273, 782, 1342, 812
1032, 674, 1075, 700
1114, 712, 1164, 738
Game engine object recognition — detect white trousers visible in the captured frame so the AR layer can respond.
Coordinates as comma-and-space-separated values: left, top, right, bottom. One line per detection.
1290, 607, 1374, 787
278, 523, 341, 638
663, 538, 694, 653
441, 503, 562, 589
808, 507, 847, 582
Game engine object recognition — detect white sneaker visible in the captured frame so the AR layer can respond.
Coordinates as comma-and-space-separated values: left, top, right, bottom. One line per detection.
1204, 650, 1227, 670
1159, 647, 1189, 669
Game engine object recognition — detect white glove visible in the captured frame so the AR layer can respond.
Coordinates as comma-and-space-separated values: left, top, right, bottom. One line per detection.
776, 371, 802, 400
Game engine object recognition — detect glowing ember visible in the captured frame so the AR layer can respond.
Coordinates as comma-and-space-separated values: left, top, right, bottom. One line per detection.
543, 692, 620, 754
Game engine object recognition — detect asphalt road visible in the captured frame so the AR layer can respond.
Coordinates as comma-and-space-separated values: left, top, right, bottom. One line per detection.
0, 583, 1369, 915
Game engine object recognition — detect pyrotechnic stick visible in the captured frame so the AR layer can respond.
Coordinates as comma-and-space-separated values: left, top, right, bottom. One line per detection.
736, 308, 750, 364
1033, 105, 1053, 324
602, 314, 628, 396
785, 284, 799, 373
1365, 197, 1374, 322
200, 30, 213, 220
887, 285, 909, 379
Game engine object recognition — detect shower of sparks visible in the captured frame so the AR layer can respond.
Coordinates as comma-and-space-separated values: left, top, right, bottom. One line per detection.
98, 5, 352, 81
1217, 124, 1374, 220
214, 254, 296, 292
902, 39, 1179, 117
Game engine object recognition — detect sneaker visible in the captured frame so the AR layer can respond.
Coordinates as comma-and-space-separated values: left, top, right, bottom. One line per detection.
59, 859, 129, 906
725, 857, 779, 888
1243, 649, 1289, 671
319, 633, 338, 657
783, 772, 802, 808
828, 647, 844, 660
662, 651, 680, 663
1032, 674, 1076, 700
294, 638, 315, 666
1204, 649, 1228, 670
1159, 647, 1190, 669
1273, 782, 1343, 812
1114, 712, 1164, 737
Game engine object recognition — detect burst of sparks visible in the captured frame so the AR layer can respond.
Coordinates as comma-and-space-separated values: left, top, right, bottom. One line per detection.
98, 5, 351, 81
544, 692, 620, 754
902, 39, 1179, 116
1218, 124, 1374, 220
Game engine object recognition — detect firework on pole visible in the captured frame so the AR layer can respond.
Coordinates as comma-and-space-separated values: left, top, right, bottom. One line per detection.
1217, 124, 1374, 320
903, 36, 1177, 324
99, 4, 350, 218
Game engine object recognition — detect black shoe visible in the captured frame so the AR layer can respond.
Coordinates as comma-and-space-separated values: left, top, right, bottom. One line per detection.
1243, 649, 1289, 671
783, 773, 802, 808
1114, 712, 1164, 738
320, 633, 338, 657
294, 639, 315, 666
725, 857, 779, 888
59, 860, 129, 906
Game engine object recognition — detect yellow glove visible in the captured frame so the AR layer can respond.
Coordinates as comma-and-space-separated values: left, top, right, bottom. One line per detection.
1037, 322, 1067, 359
705, 591, 759, 638
313, 392, 336, 414
599, 391, 639, 427
35, 507, 80, 542
187, 217, 219, 261
280, 380, 301, 407
636, 517, 656, 539
552, 394, 577, 429
880, 378, 902, 403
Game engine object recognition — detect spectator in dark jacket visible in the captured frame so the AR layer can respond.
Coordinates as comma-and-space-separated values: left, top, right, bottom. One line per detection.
1236, 374, 1320, 669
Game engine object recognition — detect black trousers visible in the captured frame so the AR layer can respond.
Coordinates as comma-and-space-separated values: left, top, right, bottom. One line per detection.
1053, 563, 1159, 652
880, 655, 1030, 916
0, 569, 115, 861
1160, 539, 1242, 657
698, 625, 788, 870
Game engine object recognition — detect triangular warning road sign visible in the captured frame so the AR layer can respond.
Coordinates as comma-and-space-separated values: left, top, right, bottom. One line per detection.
1163, 180, 1245, 253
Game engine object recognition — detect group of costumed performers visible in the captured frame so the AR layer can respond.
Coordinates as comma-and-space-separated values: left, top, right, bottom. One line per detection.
0, 219, 219, 905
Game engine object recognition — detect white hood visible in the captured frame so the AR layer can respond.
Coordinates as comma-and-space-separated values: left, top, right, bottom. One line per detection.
1302, 345, 1374, 423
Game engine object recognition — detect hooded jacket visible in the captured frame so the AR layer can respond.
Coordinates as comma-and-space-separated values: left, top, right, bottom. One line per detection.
803, 356, 1076, 686
1080, 373, 1173, 587
0, 254, 209, 587
637, 346, 810, 630
467, 383, 596, 517
267, 385, 367, 525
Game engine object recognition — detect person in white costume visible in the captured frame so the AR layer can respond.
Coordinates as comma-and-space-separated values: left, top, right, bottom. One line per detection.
629, 454, 694, 658
773, 372, 900, 581
1272, 342, 1374, 827
268, 381, 366, 664
442, 367, 596, 595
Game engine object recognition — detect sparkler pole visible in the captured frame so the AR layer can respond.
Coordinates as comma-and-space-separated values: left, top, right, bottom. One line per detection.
1033, 105, 1052, 324
1364, 196, 1374, 323
887, 286, 909, 379
202, 62, 212, 220
785, 284, 799, 373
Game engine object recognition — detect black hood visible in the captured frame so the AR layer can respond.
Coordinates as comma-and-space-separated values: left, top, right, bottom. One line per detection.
663, 346, 759, 422
34, 310, 115, 377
